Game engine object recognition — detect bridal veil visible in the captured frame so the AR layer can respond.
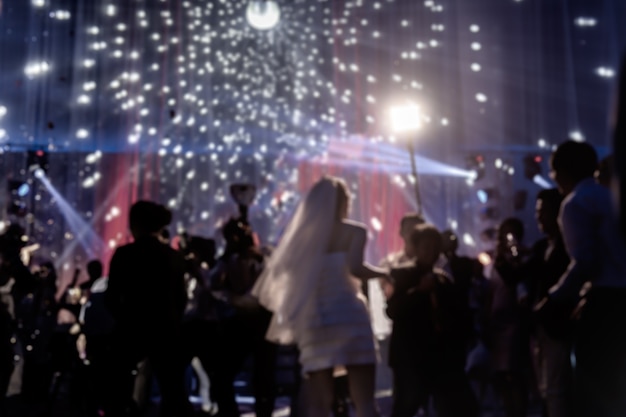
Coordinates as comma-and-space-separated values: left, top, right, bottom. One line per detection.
252, 176, 340, 345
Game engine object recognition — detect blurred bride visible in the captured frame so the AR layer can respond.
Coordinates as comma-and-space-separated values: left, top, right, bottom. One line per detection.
252, 175, 387, 417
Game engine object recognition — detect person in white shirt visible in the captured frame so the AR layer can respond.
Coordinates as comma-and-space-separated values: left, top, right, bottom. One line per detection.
539, 140, 626, 417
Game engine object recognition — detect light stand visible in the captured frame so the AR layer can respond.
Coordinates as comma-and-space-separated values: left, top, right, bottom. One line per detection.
406, 139, 423, 216
229, 183, 257, 224
390, 103, 424, 216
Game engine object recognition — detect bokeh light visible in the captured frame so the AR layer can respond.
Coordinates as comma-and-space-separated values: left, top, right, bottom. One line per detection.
0, 0, 622, 280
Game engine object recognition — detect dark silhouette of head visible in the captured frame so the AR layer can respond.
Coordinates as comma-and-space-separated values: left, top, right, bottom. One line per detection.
39, 260, 57, 279
409, 223, 442, 268
129, 201, 172, 240
400, 213, 425, 232
550, 140, 598, 195
37, 261, 58, 293
86, 259, 103, 282
399, 212, 425, 249
535, 188, 563, 238
441, 229, 459, 257
222, 217, 255, 253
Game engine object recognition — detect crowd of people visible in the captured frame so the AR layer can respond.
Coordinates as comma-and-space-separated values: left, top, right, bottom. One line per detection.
0, 55, 623, 417
0, 201, 280, 417
0, 138, 623, 417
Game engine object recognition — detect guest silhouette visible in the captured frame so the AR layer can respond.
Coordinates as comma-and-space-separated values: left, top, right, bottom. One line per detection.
525, 189, 573, 417
103, 201, 191, 417
208, 218, 276, 417
80, 259, 103, 294
379, 213, 425, 299
488, 218, 530, 417
387, 224, 478, 417
540, 141, 626, 417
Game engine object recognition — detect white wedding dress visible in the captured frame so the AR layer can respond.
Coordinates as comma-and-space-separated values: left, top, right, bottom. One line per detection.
252, 176, 377, 374
297, 252, 377, 374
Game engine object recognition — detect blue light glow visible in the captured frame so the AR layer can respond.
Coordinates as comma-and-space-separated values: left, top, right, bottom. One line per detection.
17, 183, 30, 197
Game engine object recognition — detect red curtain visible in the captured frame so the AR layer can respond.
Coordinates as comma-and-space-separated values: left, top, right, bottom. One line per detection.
95, 152, 141, 273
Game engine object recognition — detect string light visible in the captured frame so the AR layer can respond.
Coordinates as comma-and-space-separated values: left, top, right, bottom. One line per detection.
0, 0, 618, 267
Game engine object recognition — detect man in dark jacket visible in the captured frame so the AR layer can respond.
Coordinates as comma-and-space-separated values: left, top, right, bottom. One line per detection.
387, 224, 478, 417
103, 201, 190, 417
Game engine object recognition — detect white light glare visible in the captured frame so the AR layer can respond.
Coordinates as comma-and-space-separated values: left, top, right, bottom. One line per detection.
77, 95, 91, 105
596, 67, 615, 78
575, 17, 597, 27
371, 217, 383, 232
32, 0, 46, 7
569, 130, 585, 142
85, 151, 102, 164
246, 1, 281, 31
390, 103, 423, 133
463, 233, 475, 247
24, 62, 50, 77
50, 10, 71, 20
82, 177, 96, 188
0, 106, 6, 118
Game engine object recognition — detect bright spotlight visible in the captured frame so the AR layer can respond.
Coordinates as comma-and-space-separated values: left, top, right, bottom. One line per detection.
34, 168, 105, 259
246, 1, 281, 31
390, 103, 422, 133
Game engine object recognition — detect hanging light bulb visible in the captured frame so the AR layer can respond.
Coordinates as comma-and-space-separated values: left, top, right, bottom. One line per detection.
246, 0, 281, 31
